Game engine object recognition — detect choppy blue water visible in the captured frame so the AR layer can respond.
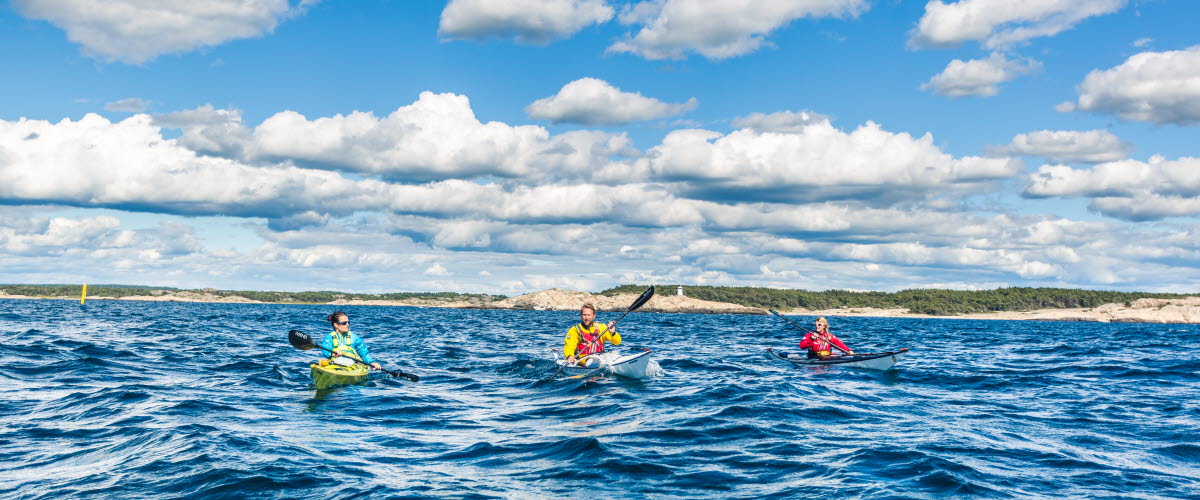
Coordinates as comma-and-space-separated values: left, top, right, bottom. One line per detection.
2, 298, 1199, 499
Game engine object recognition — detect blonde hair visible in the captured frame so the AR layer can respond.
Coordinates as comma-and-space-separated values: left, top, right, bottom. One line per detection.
815, 317, 828, 327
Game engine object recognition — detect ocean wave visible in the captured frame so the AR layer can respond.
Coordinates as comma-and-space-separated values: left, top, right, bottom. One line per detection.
3, 299, 1199, 498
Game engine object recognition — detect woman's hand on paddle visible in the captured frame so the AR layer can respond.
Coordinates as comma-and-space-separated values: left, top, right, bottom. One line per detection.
370, 362, 382, 370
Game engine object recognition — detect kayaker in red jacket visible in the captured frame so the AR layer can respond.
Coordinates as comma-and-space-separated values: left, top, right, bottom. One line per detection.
798, 317, 854, 358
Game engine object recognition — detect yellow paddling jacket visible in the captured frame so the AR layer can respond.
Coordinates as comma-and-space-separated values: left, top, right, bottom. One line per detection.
563, 322, 621, 358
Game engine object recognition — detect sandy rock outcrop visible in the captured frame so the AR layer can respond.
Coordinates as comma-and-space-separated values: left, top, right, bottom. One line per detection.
328, 297, 494, 308
1091, 297, 1200, 323
640, 293, 763, 314
116, 291, 262, 303
492, 288, 763, 314
492, 288, 596, 310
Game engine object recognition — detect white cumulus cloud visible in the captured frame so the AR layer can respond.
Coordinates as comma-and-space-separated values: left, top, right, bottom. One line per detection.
526, 78, 698, 125
731, 110, 830, 133
910, 0, 1125, 50
608, 0, 867, 60
424, 263, 451, 276
1056, 45, 1200, 126
153, 104, 251, 158
991, 129, 1131, 163
640, 120, 1021, 204
0, 113, 402, 218
247, 92, 549, 180
0, 214, 203, 258
157, 93, 635, 182
0, 111, 657, 226
12, 0, 314, 64
920, 53, 1041, 97
0, 215, 120, 254
1024, 156, 1200, 221
439, 0, 614, 45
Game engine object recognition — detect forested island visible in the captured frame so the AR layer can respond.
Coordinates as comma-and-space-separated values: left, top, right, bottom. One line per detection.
1, 283, 1187, 316
600, 285, 1185, 315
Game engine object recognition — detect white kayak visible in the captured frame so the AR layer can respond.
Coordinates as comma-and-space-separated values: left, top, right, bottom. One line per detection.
768, 348, 909, 371
556, 349, 654, 379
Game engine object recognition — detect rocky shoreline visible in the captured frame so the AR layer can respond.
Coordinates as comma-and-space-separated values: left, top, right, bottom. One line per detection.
782, 296, 1200, 324
488, 288, 763, 315
4, 288, 1199, 324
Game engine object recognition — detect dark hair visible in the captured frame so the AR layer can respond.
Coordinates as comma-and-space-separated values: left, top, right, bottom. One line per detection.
327, 311, 348, 326
581, 303, 596, 314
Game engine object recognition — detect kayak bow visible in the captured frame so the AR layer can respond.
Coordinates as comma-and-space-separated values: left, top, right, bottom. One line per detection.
310, 361, 370, 389
555, 349, 654, 379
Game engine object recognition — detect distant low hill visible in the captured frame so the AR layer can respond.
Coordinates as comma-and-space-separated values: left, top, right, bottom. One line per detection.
0, 284, 505, 304
598, 285, 1186, 316
4, 283, 1190, 317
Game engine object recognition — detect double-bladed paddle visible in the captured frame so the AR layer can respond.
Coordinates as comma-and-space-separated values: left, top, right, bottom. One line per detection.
545, 285, 656, 381
288, 329, 419, 382
768, 309, 852, 355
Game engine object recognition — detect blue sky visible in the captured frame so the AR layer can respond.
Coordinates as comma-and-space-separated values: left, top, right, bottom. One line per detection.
1, 0, 1198, 295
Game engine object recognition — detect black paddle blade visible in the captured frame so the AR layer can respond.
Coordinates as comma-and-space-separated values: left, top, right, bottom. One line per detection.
628, 285, 655, 312
378, 367, 419, 382
609, 285, 657, 330
288, 330, 316, 350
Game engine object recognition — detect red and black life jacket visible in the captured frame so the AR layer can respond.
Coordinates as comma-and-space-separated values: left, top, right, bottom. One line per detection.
574, 323, 606, 356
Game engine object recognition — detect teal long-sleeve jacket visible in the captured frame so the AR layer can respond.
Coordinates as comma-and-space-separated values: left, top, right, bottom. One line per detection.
319, 330, 375, 364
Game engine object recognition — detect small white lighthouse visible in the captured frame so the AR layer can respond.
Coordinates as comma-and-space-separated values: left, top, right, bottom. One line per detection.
677, 285, 684, 296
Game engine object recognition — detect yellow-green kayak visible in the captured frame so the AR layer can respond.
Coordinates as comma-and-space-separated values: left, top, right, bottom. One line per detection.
310, 362, 370, 389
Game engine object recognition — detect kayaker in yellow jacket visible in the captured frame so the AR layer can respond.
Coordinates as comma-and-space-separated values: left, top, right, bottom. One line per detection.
563, 303, 620, 366
320, 311, 382, 370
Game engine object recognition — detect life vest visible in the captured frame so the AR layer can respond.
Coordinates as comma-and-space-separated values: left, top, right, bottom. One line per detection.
803, 331, 835, 357
573, 323, 607, 356
330, 330, 361, 361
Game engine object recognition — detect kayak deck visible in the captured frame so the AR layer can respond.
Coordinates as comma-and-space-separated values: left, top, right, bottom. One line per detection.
310, 362, 370, 389
556, 349, 654, 379
768, 348, 908, 371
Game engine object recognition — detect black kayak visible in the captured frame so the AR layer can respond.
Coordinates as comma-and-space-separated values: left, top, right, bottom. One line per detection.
768, 348, 909, 370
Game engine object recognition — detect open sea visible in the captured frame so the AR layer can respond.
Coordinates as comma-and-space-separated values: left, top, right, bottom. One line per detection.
2, 298, 1199, 499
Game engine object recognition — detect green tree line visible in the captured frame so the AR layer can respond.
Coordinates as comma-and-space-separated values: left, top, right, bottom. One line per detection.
5, 283, 1186, 315
599, 285, 1185, 315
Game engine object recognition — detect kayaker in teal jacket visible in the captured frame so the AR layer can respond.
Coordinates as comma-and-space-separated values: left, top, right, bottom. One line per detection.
320, 311, 382, 370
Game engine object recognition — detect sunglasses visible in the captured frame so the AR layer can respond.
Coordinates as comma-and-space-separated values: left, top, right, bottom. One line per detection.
334, 321, 350, 326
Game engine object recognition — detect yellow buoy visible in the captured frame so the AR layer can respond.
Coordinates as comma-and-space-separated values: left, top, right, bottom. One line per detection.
81, 283, 87, 305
